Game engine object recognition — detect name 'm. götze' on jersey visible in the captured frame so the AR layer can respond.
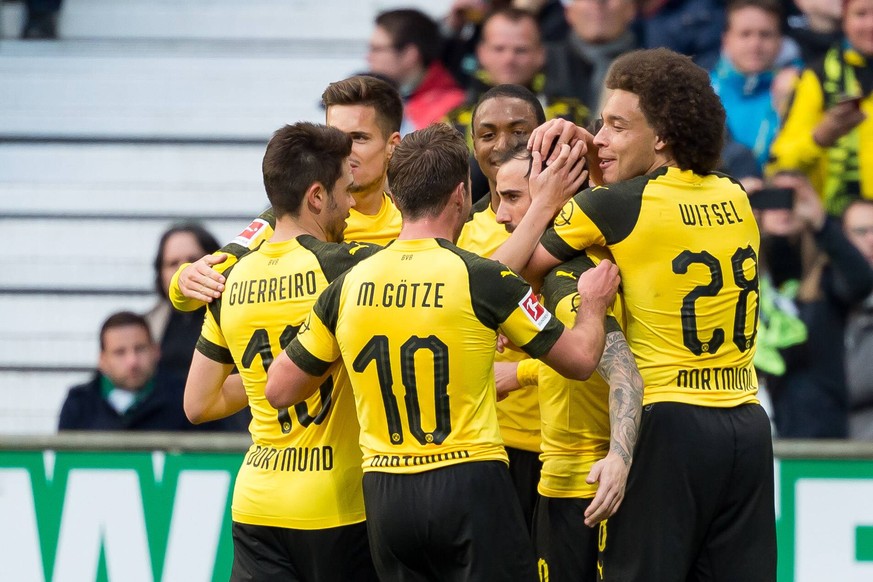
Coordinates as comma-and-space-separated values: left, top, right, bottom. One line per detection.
356, 280, 446, 308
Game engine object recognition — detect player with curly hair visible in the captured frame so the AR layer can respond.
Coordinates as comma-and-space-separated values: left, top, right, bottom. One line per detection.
493, 48, 776, 581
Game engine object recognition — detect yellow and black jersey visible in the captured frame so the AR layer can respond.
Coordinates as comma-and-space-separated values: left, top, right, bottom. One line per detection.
767, 46, 873, 215
457, 196, 541, 453
344, 192, 402, 246
196, 235, 380, 529
541, 166, 760, 408
287, 238, 564, 475
170, 194, 401, 311
538, 254, 622, 498
457, 195, 504, 258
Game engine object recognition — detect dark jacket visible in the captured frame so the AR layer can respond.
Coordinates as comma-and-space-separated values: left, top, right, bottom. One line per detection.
58, 371, 249, 432
767, 217, 873, 438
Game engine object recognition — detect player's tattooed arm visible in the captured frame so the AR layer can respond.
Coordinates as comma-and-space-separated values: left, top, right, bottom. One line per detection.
583, 329, 643, 526
598, 330, 643, 467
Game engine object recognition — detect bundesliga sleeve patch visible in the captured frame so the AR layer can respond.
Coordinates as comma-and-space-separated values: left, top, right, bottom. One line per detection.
519, 289, 551, 330
230, 218, 269, 247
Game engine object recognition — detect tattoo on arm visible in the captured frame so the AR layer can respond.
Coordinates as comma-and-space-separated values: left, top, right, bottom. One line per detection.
596, 331, 644, 467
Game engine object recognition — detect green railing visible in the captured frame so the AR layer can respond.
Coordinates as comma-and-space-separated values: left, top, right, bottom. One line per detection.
2, 434, 872, 581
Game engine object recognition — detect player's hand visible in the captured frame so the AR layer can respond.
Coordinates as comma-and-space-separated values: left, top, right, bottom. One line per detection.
583, 451, 629, 527
496, 333, 521, 354
179, 253, 228, 303
577, 259, 620, 315
528, 119, 592, 165
494, 361, 521, 401
528, 141, 588, 215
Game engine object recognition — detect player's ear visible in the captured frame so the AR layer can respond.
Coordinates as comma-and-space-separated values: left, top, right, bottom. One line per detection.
453, 181, 466, 208
305, 182, 325, 212
387, 133, 400, 158
654, 134, 668, 152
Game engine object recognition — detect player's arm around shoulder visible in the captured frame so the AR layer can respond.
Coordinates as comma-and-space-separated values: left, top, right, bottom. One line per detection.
170, 210, 275, 310
540, 259, 620, 380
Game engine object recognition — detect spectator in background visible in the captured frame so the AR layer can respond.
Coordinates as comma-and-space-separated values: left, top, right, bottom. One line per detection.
768, 0, 872, 216
59, 312, 194, 431
546, 0, 639, 116
146, 223, 220, 380
368, 9, 466, 134
513, 0, 571, 40
754, 172, 873, 438
59, 311, 248, 432
22, 0, 61, 39
843, 199, 873, 438
446, 7, 589, 199
448, 7, 590, 139
442, 0, 569, 87
786, 0, 844, 66
711, 0, 796, 174
634, 0, 726, 70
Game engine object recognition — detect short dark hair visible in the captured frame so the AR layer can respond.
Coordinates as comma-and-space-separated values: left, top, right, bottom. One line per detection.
725, 0, 783, 28
100, 311, 152, 351
605, 48, 725, 174
153, 223, 220, 296
375, 9, 442, 67
322, 75, 404, 138
497, 143, 535, 178
262, 122, 352, 219
388, 123, 470, 220
481, 7, 541, 43
471, 84, 546, 134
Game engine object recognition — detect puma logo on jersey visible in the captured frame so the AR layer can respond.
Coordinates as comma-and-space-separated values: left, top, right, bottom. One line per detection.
555, 270, 577, 280
349, 243, 367, 256
500, 270, 516, 278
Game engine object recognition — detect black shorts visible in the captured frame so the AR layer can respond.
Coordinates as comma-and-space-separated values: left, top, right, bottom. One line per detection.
598, 402, 776, 582
229, 520, 377, 582
362, 461, 538, 581
533, 495, 598, 582
507, 445, 543, 532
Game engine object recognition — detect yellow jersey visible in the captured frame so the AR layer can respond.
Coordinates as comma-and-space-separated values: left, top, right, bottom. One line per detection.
287, 238, 564, 474
541, 167, 760, 407
196, 235, 380, 528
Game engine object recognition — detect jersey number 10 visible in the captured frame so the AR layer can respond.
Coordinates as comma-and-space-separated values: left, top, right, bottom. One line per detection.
353, 334, 451, 446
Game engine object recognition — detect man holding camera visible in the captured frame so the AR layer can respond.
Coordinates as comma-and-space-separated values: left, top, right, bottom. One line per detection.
753, 172, 873, 438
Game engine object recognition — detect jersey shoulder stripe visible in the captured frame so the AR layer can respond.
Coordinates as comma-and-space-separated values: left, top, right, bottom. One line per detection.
574, 169, 658, 245
541, 253, 596, 311
434, 238, 529, 330
542, 253, 622, 334
466, 194, 491, 222
206, 261, 242, 327
296, 235, 381, 281
196, 336, 234, 364
219, 207, 276, 261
